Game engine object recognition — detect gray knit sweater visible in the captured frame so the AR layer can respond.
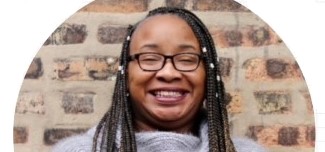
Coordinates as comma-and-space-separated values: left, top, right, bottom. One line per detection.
52, 121, 267, 152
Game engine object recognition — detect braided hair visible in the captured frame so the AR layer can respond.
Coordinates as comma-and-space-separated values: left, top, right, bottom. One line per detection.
92, 7, 236, 152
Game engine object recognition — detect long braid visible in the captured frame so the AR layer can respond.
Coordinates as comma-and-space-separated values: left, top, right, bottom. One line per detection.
119, 27, 137, 151
93, 7, 235, 152
92, 25, 137, 152
114, 25, 137, 152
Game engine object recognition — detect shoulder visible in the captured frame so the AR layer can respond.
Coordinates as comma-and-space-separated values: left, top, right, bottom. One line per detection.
232, 137, 267, 152
51, 126, 96, 152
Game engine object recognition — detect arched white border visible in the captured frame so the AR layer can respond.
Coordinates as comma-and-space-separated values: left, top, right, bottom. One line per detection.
0, 0, 93, 151
0, 0, 324, 151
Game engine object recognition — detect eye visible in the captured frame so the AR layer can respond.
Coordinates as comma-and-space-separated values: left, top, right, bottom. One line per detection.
138, 54, 163, 65
175, 54, 199, 65
139, 54, 161, 61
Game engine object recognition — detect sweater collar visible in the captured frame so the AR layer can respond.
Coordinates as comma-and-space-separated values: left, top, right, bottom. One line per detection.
115, 120, 209, 152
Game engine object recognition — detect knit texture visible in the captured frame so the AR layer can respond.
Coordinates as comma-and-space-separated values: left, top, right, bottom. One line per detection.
52, 120, 267, 152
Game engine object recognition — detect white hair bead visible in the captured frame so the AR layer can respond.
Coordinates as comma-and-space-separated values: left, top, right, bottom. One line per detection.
118, 66, 123, 71
216, 93, 219, 98
202, 47, 207, 53
216, 75, 221, 81
126, 36, 130, 41
210, 63, 215, 69
119, 66, 124, 75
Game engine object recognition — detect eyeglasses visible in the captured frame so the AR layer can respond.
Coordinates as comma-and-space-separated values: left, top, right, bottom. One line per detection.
128, 52, 203, 72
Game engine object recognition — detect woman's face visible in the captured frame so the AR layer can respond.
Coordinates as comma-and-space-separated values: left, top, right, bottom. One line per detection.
128, 14, 206, 132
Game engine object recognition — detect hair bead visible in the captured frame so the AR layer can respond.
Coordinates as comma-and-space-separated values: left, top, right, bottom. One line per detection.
202, 47, 207, 53
216, 75, 221, 81
119, 66, 124, 75
210, 63, 215, 69
118, 66, 123, 71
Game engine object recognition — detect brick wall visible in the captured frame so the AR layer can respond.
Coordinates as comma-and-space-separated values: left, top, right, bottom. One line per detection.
14, 0, 314, 152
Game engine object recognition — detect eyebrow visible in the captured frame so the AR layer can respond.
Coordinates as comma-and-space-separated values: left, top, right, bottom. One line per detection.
178, 44, 198, 50
140, 44, 159, 50
140, 43, 198, 50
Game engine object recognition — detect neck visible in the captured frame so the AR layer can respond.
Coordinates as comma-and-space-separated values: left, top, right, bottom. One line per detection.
134, 110, 205, 135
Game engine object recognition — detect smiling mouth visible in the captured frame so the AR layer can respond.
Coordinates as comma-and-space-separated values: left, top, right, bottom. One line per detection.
154, 90, 184, 98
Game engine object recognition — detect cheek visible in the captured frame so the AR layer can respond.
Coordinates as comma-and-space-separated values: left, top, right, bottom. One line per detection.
128, 64, 141, 89
127, 63, 151, 93
195, 65, 206, 84
193, 66, 206, 96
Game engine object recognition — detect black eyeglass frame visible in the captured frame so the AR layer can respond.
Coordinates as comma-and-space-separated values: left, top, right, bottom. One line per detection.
128, 52, 203, 72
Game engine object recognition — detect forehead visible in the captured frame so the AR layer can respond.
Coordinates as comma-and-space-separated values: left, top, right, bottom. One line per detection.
129, 14, 199, 51
138, 14, 188, 28
131, 14, 195, 38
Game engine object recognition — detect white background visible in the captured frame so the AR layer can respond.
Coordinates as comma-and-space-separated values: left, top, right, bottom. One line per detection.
0, 0, 324, 151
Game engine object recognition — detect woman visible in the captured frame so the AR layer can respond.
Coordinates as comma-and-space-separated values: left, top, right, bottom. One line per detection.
52, 7, 266, 152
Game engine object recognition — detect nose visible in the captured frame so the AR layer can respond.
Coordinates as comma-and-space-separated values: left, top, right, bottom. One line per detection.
155, 59, 182, 82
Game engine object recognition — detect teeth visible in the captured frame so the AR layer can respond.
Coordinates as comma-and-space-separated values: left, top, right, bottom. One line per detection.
155, 91, 183, 97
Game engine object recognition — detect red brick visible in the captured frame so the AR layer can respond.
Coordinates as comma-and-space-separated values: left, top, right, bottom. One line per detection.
248, 27, 271, 46
97, 24, 128, 44
16, 92, 45, 114
226, 91, 242, 113
305, 126, 315, 146
295, 126, 315, 147
300, 91, 314, 115
219, 57, 233, 78
166, 0, 188, 8
61, 92, 95, 114
247, 125, 315, 147
79, 0, 148, 13
278, 127, 299, 146
14, 127, 28, 144
44, 23, 87, 45
243, 58, 303, 81
53, 56, 119, 81
266, 59, 303, 79
43, 128, 88, 145
224, 30, 243, 47
193, 0, 248, 11
266, 59, 289, 78
254, 91, 291, 114
243, 58, 268, 80
86, 57, 119, 80
247, 125, 279, 146
209, 26, 282, 48
25, 58, 43, 79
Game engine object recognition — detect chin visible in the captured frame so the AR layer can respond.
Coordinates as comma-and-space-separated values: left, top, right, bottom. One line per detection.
153, 110, 184, 122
